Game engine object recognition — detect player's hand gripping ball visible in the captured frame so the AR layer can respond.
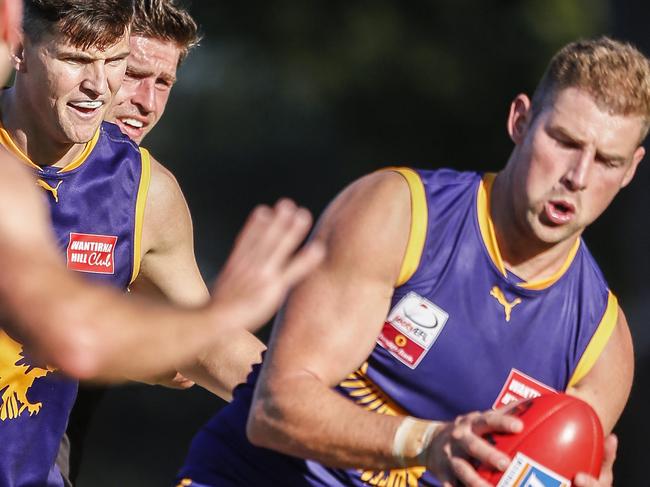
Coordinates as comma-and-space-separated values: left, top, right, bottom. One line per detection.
478, 393, 604, 486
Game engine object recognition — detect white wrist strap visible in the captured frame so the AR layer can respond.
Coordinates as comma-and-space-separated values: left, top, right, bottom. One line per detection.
392, 416, 439, 467
417, 421, 439, 466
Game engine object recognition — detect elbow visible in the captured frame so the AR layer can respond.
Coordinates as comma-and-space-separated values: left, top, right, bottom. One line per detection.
246, 392, 275, 448
246, 383, 288, 450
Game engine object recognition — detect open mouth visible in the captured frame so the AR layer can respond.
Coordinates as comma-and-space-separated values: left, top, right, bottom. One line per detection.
114, 117, 148, 142
120, 118, 144, 129
543, 200, 575, 225
68, 100, 104, 115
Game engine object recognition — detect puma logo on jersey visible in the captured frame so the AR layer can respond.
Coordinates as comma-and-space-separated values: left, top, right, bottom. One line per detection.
37, 179, 63, 203
490, 286, 521, 322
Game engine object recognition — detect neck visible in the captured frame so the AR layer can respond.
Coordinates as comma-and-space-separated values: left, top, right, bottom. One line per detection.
490, 166, 580, 283
1, 85, 86, 168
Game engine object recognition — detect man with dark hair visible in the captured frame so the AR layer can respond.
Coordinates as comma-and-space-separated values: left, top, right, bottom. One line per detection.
178, 37, 645, 487
0, 1, 322, 486
60, 1, 267, 483
22, 0, 134, 49
105, 0, 266, 403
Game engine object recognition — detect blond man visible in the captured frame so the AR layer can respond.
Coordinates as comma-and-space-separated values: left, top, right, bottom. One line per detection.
177, 37, 644, 487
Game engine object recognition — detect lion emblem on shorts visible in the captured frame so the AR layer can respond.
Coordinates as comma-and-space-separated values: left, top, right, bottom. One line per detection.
0, 331, 54, 421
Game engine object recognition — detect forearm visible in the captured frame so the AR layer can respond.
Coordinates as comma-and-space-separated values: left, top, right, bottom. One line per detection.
248, 372, 425, 469
0, 257, 224, 382
75, 292, 223, 382
181, 329, 266, 401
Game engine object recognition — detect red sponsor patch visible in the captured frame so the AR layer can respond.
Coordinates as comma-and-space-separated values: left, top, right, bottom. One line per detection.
67, 233, 117, 275
493, 369, 557, 410
377, 292, 449, 369
377, 321, 427, 368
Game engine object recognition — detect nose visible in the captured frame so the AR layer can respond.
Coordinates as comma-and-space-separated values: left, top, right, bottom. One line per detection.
131, 79, 156, 114
561, 151, 590, 191
80, 61, 108, 97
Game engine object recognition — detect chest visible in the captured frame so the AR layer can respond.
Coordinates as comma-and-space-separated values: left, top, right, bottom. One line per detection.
366, 224, 591, 420
37, 153, 141, 289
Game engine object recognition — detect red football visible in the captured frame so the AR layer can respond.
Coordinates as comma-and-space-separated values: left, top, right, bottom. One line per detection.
477, 393, 604, 485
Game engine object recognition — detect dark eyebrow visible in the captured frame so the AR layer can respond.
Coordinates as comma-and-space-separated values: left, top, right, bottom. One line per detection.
57, 49, 130, 63
57, 50, 94, 61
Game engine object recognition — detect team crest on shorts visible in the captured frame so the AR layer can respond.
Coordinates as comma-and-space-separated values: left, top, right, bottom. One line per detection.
497, 452, 570, 487
67, 233, 118, 275
377, 292, 448, 369
493, 369, 557, 410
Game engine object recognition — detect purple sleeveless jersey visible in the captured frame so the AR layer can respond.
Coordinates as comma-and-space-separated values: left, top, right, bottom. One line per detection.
0, 122, 149, 487
177, 168, 617, 487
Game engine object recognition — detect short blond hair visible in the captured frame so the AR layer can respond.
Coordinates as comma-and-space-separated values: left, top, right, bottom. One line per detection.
531, 37, 650, 137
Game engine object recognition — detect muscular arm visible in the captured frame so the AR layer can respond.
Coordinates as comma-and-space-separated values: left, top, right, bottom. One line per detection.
131, 156, 265, 398
567, 306, 634, 433
248, 170, 518, 484
566, 307, 633, 487
248, 171, 417, 468
130, 157, 208, 306
0, 151, 318, 383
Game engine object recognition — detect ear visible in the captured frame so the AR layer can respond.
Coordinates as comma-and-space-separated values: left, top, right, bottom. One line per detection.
0, 0, 24, 71
507, 94, 533, 145
11, 40, 24, 71
621, 145, 644, 188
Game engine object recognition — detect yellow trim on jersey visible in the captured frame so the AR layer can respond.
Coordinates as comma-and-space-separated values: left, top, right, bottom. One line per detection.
0, 125, 37, 168
130, 147, 151, 284
0, 124, 100, 172
519, 238, 581, 290
567, 292, 618, 388
477, 173, 580, 290
477, 173, 506, 276
59, 128, 101, 173
388, 168, 428, 287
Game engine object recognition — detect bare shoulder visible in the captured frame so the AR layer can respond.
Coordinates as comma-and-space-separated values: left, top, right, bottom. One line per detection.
613, 306, 633, 352
608, 305, 634, 374
320, 169, 411, 236
141, 153, 193, 250
568, 305, 634, 432
315, 169, 412, 283
146, 155, 188, 219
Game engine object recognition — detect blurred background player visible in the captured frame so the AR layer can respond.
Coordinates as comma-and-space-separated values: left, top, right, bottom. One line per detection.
0, 0, 321, 486
59, 1, 267, 483
177, 37, 644, 487
106, 0, 266, 401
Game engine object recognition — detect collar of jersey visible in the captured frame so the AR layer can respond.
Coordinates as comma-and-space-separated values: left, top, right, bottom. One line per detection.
476, 172, 580, 291
0, 122, 100, 174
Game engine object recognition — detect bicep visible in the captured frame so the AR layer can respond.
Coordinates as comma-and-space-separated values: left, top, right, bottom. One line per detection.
262, 171, 412, 387
567, 306, 634, 433
133, 159, 208, 306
